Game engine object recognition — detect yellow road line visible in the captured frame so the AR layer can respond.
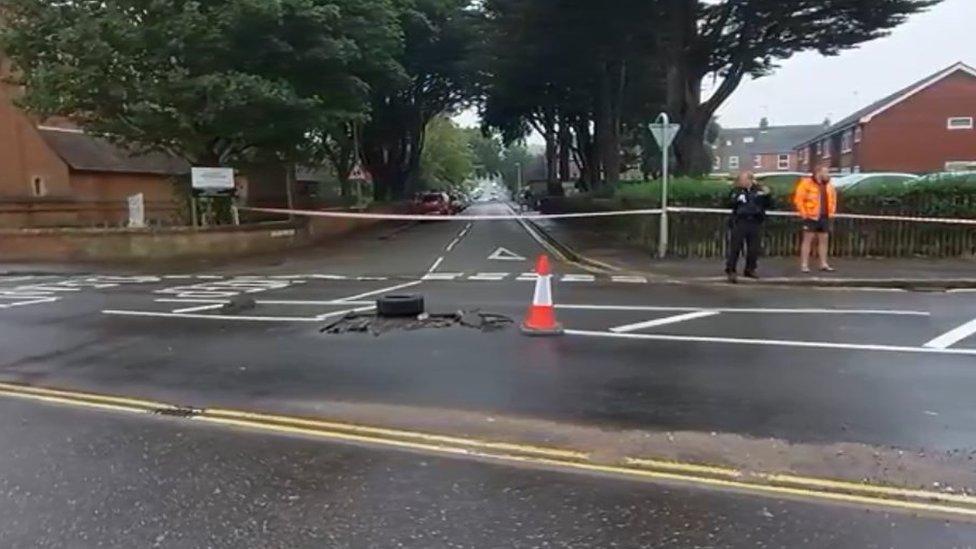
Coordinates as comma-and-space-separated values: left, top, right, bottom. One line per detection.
2, 381, 976, 519
0, 382, 177, 411
205, 408, 587, 461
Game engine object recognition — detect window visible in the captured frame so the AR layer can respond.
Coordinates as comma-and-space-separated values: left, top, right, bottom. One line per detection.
743, 136, 755, 144
854, 126, 862, 143
30, 176, 46, 197
728, 156, 739, 169
777, 154, 790, 170
713, 155, 721, 171
753, 155, 763, 169
815, 141, 822, 155
853, 165, 861, 173
948, 117, 974, 130
725, 140, 732, 146
841, 130, 853, 153
821, 139, 831, 158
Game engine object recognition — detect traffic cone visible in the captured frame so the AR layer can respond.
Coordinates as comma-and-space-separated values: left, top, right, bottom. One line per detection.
521, 255, 563, 336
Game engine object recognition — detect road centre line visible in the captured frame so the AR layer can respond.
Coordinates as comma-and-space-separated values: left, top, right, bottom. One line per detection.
611, 311, 721, 334
426, 256, 445, 274
561, 274, 596, 282
566, 329, 976, 357
556, 304, 931, 316
611, 275, 648, 284
334, 280, 425, 303
102, 310, 323, 322
172, 303, 225, 314
446, 238, 461, 252
469, 273, 509, 281
422, 272, 462, 281
924, 317, 976, 349
4, 382, 976, 520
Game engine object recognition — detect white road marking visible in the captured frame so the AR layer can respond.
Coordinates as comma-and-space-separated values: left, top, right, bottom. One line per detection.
155, 299, 375, 306
556, 304, 931, 316
566, 330, 976, 357
0, 276, 36, 283
310, 274, 349, 280
924, 318, 976, 349
315, 306, 376, 321
947, 289, 976, 294
172, 303, 225, 314
612, 275, 648, 284
196, 275, 224, 280
426, 256, 445, 274
163, 275, 194, 280
469, 273, 509, 281
517, 273, 539, 281
335, 280, 425, 303
356, 276, 389, 281
422, 273, 462, 281
102, 310, 321, 322
610, 311, 721, 334
488, 247, 527, 261
446, 238, 461, 252
269, 275, 310, 280
0, 297, 60, 309
561, 274, 596, 283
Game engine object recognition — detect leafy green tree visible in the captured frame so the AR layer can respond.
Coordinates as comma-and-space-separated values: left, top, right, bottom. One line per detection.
462, 128, 505, 177
359, 0, 479, 201
420, 116, 475, 188
657, 0, 941, 175
0, 0, 401, 166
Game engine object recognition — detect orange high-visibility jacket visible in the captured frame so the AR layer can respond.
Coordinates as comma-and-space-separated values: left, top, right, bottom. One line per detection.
792, 177, 837, 220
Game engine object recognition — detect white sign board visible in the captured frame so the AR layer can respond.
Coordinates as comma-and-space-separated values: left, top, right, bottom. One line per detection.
649, 123, 681, 149
127, 193, 145, 228
191, 167, 235, 193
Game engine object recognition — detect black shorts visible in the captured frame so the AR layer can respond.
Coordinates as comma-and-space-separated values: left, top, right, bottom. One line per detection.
802, 218, 831, 233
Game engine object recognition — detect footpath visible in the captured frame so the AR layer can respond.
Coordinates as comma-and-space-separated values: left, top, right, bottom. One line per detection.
529, 217, 976, 289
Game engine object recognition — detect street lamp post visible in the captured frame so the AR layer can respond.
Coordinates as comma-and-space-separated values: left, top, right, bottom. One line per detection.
515, 162, 523, 195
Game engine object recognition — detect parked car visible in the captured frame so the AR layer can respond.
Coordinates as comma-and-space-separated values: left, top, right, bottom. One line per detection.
414, 192, 452, 215
449, 192, 469, 214
834, 172, 919, 193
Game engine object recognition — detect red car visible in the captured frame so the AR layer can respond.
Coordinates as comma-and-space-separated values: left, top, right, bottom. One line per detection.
415, 192, 452, 216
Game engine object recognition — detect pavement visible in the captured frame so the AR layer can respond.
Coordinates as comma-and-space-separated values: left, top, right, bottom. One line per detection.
529, 216, 976, 287
4, 200, 976, 545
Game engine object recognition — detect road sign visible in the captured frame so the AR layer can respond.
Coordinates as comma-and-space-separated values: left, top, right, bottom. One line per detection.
649, 123, 681, 149
191, 167, 235, 195
127, 193, 145, 228
488, 247, 526, 261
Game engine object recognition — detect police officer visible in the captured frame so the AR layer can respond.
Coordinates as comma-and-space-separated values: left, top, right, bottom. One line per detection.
725, 171, 772, 283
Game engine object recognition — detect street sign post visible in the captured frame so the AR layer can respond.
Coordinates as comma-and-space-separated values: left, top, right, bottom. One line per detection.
649, 114, 681, 259
127, 193, 145, 228
190, 167, 235, 228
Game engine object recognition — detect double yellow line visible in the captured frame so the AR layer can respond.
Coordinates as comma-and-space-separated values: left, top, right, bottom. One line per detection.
2, 381, 976, 520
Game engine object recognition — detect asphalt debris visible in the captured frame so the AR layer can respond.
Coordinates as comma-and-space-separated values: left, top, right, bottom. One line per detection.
320, 309, 513, 336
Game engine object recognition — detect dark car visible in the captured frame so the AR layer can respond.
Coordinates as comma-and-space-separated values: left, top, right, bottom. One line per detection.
415, 192, 452, 216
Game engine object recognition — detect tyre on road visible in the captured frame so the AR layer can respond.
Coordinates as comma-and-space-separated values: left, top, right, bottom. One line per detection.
376, 294, 425, 317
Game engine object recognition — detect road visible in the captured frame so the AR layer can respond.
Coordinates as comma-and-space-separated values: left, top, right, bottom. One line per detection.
3, 200, 976, 545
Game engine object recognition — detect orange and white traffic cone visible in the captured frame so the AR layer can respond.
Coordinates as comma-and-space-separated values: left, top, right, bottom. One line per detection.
521, 255, 563, 336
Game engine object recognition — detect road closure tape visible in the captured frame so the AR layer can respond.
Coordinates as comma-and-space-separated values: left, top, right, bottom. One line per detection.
239, 206, 663, 221
669, 206, 976, 226
241, 205, 976, 226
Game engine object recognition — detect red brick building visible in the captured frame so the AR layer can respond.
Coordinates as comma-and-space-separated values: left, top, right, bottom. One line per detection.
795, 62, 976, 174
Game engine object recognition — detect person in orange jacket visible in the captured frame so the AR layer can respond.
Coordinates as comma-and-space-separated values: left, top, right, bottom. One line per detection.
792, 164, 838, 273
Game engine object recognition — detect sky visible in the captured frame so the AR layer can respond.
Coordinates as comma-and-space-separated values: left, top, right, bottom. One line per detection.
455, 0, 974, 136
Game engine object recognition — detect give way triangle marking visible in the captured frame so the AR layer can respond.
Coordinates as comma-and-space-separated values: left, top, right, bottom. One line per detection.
488, 247, 527, 261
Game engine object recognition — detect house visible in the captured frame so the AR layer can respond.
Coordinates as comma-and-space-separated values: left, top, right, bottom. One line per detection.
795, 62, 976, 174
712, 120, 825, 175
0, 78, 189, 228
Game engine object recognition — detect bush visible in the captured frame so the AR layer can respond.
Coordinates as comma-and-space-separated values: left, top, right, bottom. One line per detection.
616, 177, 730, 207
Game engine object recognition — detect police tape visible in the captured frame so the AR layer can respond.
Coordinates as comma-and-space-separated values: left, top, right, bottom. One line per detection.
238, 206, 664, 221
240, 205, 976, 226
668, 206, 976, 225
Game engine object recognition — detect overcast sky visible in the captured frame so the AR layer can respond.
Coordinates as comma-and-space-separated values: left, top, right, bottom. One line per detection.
456, 0, 973, 136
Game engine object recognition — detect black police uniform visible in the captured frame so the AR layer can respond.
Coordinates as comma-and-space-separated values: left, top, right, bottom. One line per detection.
726, 186, 773, 276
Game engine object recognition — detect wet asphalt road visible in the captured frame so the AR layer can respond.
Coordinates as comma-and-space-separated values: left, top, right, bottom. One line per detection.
2, 398, 975, 549
4, 200, 976, 545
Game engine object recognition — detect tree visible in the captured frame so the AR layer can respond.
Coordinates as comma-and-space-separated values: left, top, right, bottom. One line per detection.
463, 128, 505, 178
420, 116, 475, 188
657, 0, 941, 175
498, 144, 534, 194
359, 0, 479, 201
0, 0, 401, 166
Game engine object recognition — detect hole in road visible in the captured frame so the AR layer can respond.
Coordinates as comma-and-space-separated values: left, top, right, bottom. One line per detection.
320, 310, 514, 336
